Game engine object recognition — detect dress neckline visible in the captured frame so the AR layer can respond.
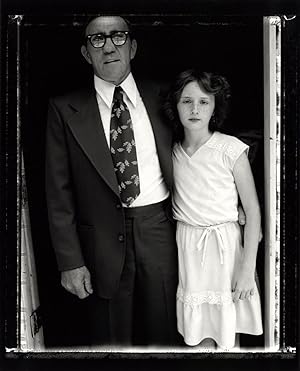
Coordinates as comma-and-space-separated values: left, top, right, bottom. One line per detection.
179, 132, 216, 159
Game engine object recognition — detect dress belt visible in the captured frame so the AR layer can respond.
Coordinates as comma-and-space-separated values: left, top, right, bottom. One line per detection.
178, 221, 237, 266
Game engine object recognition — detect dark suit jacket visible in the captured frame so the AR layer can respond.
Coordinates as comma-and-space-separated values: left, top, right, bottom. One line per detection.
45, 80, 174, 299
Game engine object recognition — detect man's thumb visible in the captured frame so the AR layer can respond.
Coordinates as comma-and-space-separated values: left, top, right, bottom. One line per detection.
84, 275, 93, 294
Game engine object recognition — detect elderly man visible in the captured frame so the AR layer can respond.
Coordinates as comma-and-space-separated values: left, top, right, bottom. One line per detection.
46, 15, 179, 346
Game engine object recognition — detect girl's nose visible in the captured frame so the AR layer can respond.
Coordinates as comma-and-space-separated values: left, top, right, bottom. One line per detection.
191, 103, 199, 114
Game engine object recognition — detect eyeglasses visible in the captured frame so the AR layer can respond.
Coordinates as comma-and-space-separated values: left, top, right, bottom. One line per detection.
86, 31, 130, 48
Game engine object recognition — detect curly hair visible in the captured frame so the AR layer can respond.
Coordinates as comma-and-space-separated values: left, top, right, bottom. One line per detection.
164, 70, 231, 143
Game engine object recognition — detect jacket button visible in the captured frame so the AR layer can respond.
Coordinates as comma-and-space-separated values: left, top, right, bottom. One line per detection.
116, 203, 122, 209
118, 234, 125, 242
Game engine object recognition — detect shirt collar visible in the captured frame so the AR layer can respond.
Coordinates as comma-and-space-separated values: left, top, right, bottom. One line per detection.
94, 73, 137, 108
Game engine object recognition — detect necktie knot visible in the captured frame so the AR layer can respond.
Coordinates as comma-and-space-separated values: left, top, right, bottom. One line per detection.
113, 86, 124, 103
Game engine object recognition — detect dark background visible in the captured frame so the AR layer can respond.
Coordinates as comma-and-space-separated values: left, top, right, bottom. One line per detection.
21, 14, 265, 348
1, 0, 299, 370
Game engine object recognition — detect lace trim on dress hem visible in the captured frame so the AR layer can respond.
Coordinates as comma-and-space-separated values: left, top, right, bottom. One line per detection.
177, 288, 233, 306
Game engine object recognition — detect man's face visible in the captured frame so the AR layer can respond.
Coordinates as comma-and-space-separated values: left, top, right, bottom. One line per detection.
81, 16, 137, 85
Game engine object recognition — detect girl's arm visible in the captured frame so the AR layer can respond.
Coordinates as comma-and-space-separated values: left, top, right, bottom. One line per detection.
232, 151, 261, 302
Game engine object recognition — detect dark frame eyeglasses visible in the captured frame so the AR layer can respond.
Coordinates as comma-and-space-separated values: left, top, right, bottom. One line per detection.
86, 31, 130, 48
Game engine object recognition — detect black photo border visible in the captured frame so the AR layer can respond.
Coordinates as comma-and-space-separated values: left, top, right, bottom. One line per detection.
0, 0, 299, 370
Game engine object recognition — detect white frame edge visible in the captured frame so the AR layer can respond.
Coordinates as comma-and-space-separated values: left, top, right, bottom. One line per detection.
263, 15, 281, 351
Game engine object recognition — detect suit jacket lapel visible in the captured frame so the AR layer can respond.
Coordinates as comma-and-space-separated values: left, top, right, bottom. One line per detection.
64, 81, 173, 197
137, 82, 173, 190
66, 89, 120, 197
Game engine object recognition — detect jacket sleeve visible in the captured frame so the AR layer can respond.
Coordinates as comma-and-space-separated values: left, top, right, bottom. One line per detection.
45, 98, 85, 271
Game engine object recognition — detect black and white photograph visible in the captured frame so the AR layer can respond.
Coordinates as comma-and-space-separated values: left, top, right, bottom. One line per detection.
0, 0, 299, 370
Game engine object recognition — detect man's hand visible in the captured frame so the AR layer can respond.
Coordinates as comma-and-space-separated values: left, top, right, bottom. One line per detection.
238, 205, 246, 226
61, 266, 93, 299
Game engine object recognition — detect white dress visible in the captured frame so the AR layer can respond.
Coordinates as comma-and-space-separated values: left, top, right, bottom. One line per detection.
172, 131, 263, 349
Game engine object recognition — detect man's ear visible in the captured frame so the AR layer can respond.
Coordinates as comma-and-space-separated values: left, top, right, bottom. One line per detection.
130, 39, 137, 61
81, 45, 92, 64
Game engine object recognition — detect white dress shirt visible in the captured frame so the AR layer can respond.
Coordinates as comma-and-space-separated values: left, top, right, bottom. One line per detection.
94, 73, 169, 207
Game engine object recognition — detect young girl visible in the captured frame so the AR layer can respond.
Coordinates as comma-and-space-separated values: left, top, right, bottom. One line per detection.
164, 70, 263, 350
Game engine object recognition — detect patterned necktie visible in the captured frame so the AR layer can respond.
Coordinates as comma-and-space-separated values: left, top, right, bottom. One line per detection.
110, 86, 140, 206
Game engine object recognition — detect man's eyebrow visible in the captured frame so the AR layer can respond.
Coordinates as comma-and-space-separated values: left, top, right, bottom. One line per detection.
89, 30, 128, 34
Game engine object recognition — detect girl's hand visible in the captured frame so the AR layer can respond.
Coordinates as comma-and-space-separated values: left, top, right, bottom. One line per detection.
232, 267, 255, 303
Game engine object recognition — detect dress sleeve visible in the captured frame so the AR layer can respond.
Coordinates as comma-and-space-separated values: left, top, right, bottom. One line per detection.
224, 136, 249, 171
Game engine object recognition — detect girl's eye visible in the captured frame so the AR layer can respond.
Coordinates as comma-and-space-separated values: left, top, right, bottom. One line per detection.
200, 100, 209, 105
182, 99, 192, 104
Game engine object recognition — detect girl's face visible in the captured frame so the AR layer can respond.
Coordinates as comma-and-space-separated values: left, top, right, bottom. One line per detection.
177, 81, 215, 134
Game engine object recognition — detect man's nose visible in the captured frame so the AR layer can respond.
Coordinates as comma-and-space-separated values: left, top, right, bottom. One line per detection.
103, 37, 116, 53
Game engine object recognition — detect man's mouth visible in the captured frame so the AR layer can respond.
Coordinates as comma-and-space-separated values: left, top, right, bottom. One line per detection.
104, 59, 119, 64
